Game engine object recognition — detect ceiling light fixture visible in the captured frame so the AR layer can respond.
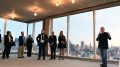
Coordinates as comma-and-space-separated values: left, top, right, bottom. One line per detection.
11, 16, 15, 19
56, 0, 60, 7
34, 12, 37, 16
72, 0, 75, 4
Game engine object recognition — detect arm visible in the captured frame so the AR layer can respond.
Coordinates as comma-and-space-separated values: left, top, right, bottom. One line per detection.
96, 33, 100, 41
107, 33, 111, 40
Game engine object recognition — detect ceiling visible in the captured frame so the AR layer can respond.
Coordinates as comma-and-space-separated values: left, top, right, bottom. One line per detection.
0, 0, 120, 23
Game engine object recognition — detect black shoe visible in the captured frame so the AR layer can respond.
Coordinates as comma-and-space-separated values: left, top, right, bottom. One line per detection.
49, 58, 53, 60
2, 56, 5, 59
100, 64, 107, 67
37, 58, 40, 60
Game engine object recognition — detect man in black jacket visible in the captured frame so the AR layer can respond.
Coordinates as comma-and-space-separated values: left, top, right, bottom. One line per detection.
26, 35, 34, 57
49, 31, 57, 60
36, 30, 48, 60
96, 27, 111, 67
2, 31, 13, 59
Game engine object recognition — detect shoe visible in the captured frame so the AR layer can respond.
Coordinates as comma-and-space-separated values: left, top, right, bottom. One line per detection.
49, 58, 53, 60
37, 58, 40, 60
2, 56, 5, 59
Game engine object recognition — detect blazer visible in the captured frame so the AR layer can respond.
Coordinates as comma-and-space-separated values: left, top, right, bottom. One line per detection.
26, 37, 34, 45
96, 32, 111, 49
49, 35, 57, 47
18, 36, 25, 46
36, 33, 48, 45
4, 35, 13, 46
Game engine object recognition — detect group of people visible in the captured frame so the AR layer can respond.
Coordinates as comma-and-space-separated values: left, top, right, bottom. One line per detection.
36, 30, 66, 60
0, 29, 67, 60
0, 27, 111, 67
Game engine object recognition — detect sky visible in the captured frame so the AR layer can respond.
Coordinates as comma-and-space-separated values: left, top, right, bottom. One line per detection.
0, 6, 120, 47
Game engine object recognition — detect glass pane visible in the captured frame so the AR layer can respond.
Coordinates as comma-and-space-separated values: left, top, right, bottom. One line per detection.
69, 11, 93, 58
33, 21, 43, 53
6, 20, 27, 53
96, 6, 120, 61
0, 18, 4, 53
53, 16, 67, 55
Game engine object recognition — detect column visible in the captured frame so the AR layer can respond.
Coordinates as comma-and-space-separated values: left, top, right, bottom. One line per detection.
43, 18, 51, 55
93, 10, 96, 59
67, 15, 70, 56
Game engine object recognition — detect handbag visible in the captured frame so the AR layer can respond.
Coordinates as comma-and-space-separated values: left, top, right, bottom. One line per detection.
10, 42, 16, 46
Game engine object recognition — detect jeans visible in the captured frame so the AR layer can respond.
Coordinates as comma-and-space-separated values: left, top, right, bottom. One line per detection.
100, 49, 107, 65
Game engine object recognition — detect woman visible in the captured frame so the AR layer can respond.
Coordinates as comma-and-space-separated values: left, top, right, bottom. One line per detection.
58, 31, 66, 60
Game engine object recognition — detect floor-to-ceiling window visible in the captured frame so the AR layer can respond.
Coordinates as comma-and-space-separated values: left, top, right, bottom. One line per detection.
69, 11, 93, 58
6, 20, 27, 53
28, 23, 33, 36
53, 16, 67, 55
32, 21, 43, 53
96, 6, 120, 61
0, 18, 4, 53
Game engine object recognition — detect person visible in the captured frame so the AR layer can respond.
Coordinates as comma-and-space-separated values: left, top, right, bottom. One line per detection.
18, 31, 25, 58
58, 31, 66, 60
96, 27, 111, 67
2, 31, 13, 59
49, 31, 57, 60
36, 30, 48, 60
26, 35, 34, 57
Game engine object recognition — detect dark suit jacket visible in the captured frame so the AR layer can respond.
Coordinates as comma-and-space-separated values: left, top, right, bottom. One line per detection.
0, 34, 1, 43
4, 35, 13, 46
49, 35, 57, 47
18, 36, 25, 46
36, 33, 48, 46
26, 37, 34, 46
96, 32, 111, 49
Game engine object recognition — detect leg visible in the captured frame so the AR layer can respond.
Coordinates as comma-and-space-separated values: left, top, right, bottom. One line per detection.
53, 47, 56, 60
2, 45, 7, 59
21, 45, 24, 58
7, 45, 11, 58
42, 46, 46, 60
102, 49, 107, 66
51, 47, 53, 59
59, 49, 62, 60
18, 46, 21, 58
62, 48, 64, 60
38, 45, 41, 60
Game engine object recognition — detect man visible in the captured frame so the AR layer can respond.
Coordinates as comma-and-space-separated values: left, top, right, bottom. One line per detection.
26, 35, 34, 57
49, 31, 57, 60
18, 31, 25, 58
2, 31, 13, 59
36, 30, 48, 60
96, 27, 111, 67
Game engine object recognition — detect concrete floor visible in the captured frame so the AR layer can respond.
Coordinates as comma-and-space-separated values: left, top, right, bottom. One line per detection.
0, 55, 118, 67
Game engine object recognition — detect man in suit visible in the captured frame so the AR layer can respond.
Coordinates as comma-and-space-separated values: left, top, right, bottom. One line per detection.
36, 30, 48, 60
18, 31, 25, 58
26, 35, 34, 57
96, 27, 111, 67
2, 31, 13, 59
49, 31, 57, 60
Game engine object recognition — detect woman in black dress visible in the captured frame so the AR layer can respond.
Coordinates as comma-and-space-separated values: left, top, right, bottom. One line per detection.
58, 31, 66, 60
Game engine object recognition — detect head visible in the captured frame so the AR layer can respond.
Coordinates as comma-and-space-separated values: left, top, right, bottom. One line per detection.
29, 35, 31, 37
60, 31, 63, 36
100, 27, 105, 33
51, 31, 54, 35
7, 31, 11, 35
21, 31, 24, 36
41, 29, 45, 34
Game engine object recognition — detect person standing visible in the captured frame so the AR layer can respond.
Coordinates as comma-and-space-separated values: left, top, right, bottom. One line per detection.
2, 31, 13, 59
26, 35, 34, 57
18, 31, 25, 58
36, 30, 48, 60
58, 31, 66, 60
49, 31, 57, 60
96, 27, 111, 67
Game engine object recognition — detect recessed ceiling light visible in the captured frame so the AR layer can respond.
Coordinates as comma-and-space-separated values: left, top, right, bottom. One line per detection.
72, 0, 75, 4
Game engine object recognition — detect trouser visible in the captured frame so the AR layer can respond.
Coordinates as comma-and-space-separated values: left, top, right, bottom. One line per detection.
27, 44, 32, 57
100, 49, 107, 66
2, 45, 11, 58
18, 45, 24, 57
50, 46, 56, 59
38, 43, 46, 60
